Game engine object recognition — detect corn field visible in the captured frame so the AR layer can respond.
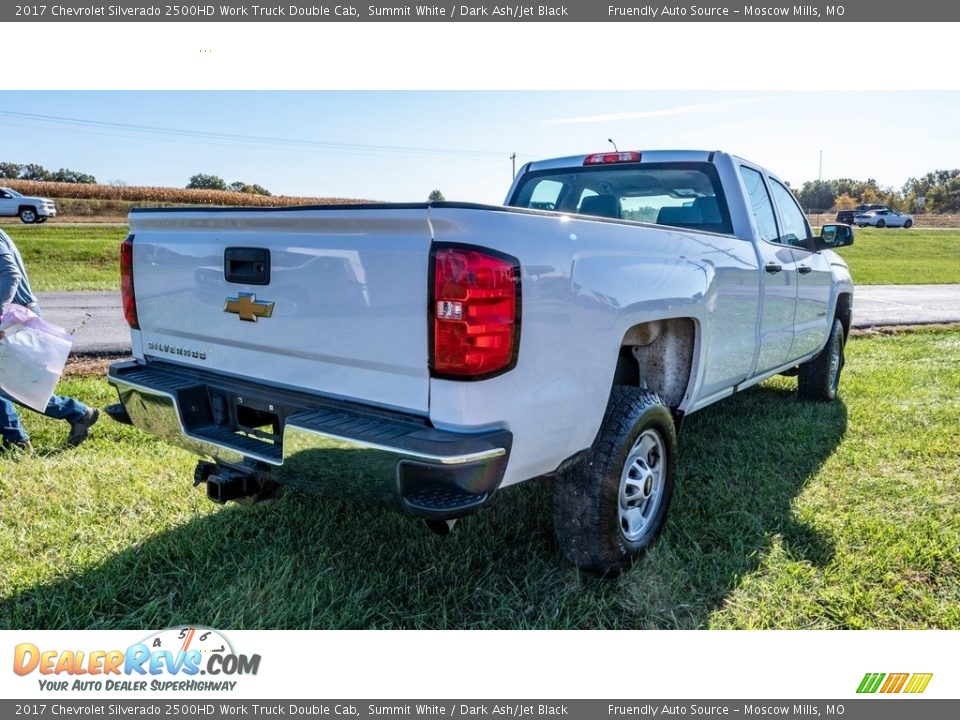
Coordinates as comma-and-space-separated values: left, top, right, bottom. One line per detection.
2, 179, 370, 207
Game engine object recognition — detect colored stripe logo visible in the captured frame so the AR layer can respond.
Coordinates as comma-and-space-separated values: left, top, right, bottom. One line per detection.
857, 672, 933, 694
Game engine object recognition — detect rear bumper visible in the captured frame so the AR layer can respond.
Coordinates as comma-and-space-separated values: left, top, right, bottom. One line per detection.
107, 361, 511, 519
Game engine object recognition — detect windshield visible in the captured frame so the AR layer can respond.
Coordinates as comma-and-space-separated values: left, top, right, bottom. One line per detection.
509, 162, 733, 235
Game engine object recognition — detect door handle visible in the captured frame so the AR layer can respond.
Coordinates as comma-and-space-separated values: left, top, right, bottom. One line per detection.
798, 265, 813, 275
765, 262, 783, 274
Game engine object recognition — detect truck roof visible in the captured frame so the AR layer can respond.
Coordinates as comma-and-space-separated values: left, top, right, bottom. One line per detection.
523, 149, 729, 173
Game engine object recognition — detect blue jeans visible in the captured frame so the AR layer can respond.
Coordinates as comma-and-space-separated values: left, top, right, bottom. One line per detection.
0, 390, 89, 443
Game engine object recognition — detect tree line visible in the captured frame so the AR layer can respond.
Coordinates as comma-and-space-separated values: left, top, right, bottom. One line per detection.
0, 161, 97, 184
795, 169, 960, 213
185, 173, 271, 196
4, 161, 959, 212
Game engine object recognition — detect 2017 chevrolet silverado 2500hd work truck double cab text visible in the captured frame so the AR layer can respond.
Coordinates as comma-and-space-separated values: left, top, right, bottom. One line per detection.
107, 150, 854, 574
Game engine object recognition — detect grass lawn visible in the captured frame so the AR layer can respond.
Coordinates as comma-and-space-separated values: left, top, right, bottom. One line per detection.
0, 225, 127, 292
836, 227, 960, 285
1, 329, 958, 629
1, 224, 959, 292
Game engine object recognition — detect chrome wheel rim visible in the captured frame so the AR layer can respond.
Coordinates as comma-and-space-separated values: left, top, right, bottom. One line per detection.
618, 429, 666, 542
21, 210, 36, 223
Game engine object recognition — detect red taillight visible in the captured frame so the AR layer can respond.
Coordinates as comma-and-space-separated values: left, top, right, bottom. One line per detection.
431, 246, 520, 379
583, 151, 642, 165
120, 234, 139, 329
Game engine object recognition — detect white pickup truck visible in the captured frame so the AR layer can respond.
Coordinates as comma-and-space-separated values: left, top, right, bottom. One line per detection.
0, 187, 57, 223
108, 150, 854, 574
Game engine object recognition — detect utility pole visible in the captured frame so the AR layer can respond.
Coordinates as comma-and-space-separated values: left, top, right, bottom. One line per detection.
818, 150, 823, 182
510, 152, 516, 179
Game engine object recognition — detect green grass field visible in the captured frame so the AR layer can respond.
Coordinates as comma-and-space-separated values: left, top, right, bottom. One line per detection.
1, 329, 958, 629
2, 224, 958, 291
836, 227, 960, 285
0, 225, 128, 291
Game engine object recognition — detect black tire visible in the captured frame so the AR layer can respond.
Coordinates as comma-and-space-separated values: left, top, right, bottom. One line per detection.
798, 318, 846, 401
35, 217, 47, 224
18, 206, 38, 224
857, 224, 866, 228
553, 387, 677, 575
903, 219, 913, 228
875, 219, 885, 228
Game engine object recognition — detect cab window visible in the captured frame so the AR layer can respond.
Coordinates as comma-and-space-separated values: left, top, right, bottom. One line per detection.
510, 162, 733, 235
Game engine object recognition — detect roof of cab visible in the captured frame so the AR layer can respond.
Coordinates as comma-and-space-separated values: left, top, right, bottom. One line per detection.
523, 149, 727, 173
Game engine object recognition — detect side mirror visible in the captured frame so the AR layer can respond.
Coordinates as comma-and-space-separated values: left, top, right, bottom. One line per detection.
815, 223, 854, 250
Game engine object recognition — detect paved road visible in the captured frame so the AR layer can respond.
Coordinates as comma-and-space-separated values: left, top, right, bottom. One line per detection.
851, 285, 960, 328
36, 285, 960, 356
38, 292, 129, 354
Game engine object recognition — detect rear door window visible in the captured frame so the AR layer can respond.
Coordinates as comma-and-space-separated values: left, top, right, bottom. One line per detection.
524, 179, 564, 211
739, 166, 779, 243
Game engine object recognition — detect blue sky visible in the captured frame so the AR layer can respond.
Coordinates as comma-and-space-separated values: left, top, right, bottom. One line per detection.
1, 91, 957, 204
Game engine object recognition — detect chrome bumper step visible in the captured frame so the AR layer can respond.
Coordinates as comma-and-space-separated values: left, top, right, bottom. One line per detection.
107, 361, 511, 519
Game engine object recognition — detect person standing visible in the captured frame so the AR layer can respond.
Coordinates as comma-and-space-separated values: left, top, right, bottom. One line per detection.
0, 228, 99, 452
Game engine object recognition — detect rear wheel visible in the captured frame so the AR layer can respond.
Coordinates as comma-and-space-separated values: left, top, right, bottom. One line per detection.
18, 207, 37, 224
903, 219, 913, 228
875, 219, 886, 228
553, 387, 677, 575
798, 318, 845, 401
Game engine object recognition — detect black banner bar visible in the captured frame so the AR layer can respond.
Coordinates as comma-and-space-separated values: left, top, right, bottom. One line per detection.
3, 1, 960, 22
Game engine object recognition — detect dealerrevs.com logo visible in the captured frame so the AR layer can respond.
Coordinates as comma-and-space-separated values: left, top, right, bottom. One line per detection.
13, 627, 261, 693
857, 672, 933, 694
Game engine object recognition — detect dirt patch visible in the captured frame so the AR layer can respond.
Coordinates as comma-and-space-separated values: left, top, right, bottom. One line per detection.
65, 354, 131, 376
850, 322, 960, 338
51, 216, 129, 224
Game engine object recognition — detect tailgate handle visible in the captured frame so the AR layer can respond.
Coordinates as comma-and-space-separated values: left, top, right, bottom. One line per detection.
224, 247, 270, 285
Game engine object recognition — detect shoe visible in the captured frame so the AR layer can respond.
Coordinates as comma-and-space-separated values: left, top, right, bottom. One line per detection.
67, 408, 100, 447
1, 439, 33, 453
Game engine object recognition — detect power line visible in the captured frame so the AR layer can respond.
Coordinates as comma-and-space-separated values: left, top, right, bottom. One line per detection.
0, 109, 531, 160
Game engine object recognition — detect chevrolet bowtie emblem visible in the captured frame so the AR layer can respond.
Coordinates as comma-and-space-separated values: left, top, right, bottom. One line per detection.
224, 292, 275, 322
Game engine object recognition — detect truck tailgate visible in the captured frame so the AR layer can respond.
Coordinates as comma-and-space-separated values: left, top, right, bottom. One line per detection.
129, 206, 433, 414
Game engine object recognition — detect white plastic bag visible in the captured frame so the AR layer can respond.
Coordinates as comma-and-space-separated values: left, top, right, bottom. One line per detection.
0, 304, 73, 412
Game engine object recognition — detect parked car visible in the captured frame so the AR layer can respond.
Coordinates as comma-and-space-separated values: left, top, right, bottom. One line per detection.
0, 187, 57, 224
107, 149, 854, 575
854, 209, 914, 228
836, 204, 887, 225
